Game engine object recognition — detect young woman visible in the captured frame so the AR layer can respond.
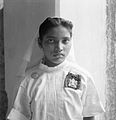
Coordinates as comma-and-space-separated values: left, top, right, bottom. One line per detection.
7, 17, 104, 120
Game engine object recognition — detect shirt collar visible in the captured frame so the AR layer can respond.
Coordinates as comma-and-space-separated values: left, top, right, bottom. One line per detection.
39, 60, 68, 72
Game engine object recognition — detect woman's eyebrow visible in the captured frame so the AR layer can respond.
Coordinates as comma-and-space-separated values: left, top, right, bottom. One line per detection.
46, 36, 70, 39
63, 37, 70, 39
46, 36, 56, 38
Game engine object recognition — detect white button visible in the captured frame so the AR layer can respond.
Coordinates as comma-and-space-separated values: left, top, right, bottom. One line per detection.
31, 72, 39, 79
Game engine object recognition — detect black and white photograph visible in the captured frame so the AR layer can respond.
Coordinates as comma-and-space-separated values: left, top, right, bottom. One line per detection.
0, 0, 116, 120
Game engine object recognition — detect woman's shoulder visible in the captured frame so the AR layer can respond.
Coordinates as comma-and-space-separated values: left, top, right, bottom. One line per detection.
66, 61, 93, 83
67, 62, 90, 75
20, 63, 42, 85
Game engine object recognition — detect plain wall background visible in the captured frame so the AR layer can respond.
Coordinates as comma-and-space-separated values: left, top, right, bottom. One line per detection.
60, 0, 106, 106
4, 0, 56, 114
4, 0, 106, 116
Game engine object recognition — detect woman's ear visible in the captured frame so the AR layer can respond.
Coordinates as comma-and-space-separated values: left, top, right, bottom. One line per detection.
38, 37, 42, 48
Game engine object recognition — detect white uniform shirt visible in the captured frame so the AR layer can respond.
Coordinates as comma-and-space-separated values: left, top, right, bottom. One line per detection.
7, 60, 104, 120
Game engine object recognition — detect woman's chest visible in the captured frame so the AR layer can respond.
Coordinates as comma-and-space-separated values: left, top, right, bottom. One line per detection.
30, 71, 84, 106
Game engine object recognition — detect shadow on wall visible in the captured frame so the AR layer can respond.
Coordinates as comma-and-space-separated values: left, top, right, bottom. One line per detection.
4, 0, 56, 115
0, 7, 8, 120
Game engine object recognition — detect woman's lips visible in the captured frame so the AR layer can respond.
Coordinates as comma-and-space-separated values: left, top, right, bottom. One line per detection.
53, 53, 64, 58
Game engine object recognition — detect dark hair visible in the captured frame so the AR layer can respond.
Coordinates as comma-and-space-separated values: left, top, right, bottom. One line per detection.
38, 17, 73, 44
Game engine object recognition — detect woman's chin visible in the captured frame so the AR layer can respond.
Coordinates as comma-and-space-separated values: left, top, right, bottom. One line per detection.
51, 58, 65, 65
44, 57, 65, 67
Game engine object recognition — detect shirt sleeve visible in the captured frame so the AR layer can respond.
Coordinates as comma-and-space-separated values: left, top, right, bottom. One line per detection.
7, 78, 32, 120
82, 76, 105, 117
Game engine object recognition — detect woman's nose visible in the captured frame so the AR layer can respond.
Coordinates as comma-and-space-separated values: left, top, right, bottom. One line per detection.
54, 42, 63, 52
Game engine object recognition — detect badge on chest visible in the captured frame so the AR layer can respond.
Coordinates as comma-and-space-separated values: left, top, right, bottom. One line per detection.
31, 72, 39, 79
64, 72, 81, 90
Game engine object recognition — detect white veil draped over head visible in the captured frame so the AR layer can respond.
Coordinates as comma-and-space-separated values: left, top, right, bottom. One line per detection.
0, 0, 3, 10
17, 20, 76, 78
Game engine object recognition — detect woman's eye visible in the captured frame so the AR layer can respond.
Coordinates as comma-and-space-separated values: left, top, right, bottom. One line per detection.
62, 39, 70, 44
48, 39, 54, 43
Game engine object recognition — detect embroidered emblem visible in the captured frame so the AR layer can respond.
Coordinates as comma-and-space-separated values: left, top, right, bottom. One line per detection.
64, 72, 81, 90
31, 72, 39, 79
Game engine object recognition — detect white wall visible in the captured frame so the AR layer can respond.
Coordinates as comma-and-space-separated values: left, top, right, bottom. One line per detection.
4, 0, 56, 114
60, 0, 106, 106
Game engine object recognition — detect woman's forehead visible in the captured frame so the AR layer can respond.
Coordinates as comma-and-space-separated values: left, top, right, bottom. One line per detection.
44, 26, 71, 38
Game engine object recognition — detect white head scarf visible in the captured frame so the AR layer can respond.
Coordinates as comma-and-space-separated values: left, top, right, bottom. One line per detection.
17, 18, 76, 77
0, 0, 3, 10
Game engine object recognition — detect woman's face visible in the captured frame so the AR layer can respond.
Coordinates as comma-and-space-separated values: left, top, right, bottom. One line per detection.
41, 26, 72, 67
